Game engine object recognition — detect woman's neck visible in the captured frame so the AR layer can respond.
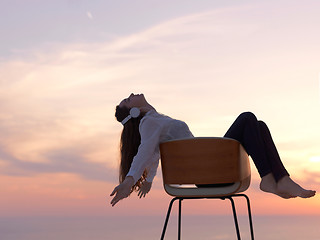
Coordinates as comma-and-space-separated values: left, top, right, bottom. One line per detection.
140, 104, 155, 114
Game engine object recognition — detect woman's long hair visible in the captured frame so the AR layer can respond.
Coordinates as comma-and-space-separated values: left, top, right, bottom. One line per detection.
115, 105, 147, 193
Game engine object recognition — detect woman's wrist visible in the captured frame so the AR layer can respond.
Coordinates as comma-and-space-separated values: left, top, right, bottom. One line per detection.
124, 176, 134, 187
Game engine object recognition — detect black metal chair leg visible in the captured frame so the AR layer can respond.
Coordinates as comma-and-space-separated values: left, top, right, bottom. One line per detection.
161, 197, 178, 240
232, 194, 255, 240
178, 199, 182, 240
160, 194, 254, 240
242, 194, 255, 240
228, 197, 241, 240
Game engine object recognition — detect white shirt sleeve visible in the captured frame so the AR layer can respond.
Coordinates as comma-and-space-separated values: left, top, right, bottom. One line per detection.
126, 116, 162, 184
145, 154, 160, 182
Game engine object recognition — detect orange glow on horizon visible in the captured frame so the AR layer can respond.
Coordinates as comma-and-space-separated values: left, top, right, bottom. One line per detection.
1, 171, 319, 217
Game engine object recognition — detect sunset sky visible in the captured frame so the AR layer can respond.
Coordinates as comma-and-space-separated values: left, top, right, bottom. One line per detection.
0, 0, 320, 220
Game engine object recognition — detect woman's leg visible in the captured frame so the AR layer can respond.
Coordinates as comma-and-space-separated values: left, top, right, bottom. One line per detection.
224, 112, 316, 198
257, 121, 289, 182
224, 112, 273, 179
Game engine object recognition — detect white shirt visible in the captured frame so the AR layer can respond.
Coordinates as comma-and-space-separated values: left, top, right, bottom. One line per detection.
127, 109, 194, 184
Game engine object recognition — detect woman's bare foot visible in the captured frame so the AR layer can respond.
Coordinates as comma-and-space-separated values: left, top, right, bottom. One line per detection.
276, 176, 316, 198
260, 173, 293, 199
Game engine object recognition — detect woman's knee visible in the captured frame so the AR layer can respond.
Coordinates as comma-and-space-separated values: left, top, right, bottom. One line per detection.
258, 120, 270, 132
238, 112, 257, 122
258, 120, 266, 127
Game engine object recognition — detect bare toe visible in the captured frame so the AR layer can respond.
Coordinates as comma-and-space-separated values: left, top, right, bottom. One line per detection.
277, 176, 316, 199
300, 190, 316, 198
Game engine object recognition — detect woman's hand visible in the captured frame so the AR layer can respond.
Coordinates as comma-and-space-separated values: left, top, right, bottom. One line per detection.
110, 176, 134, 207
137, 181, 152, 198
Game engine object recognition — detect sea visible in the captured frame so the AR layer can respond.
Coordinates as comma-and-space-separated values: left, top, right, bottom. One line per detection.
0, 215, 319, 240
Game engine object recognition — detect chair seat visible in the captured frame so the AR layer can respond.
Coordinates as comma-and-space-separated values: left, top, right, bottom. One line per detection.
164, 175, 250, 197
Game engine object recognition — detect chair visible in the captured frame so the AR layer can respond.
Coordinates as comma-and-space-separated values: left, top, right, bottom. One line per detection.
159, 137, 254, 240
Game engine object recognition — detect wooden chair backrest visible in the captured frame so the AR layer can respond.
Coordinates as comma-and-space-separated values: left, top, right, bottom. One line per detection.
160, 137, 250, 185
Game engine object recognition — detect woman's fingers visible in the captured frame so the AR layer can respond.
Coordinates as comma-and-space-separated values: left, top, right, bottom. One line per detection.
138, 190, 147, 198
110, 191, 124, 206
111, 180, 150, 205
110, 186, 118, 196
110, 186, 123, 206
137, 181, 152, 198
111, 193, 125, 206
110, 178, 136, 206
110, 183, 132, 206
111, 195, 120, 207
110, 194, 117, 206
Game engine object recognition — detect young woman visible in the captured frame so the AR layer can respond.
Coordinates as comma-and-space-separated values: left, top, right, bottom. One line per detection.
110, 93, 316, 206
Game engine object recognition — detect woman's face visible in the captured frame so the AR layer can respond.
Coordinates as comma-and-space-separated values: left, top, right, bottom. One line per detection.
119, 93, 146, 109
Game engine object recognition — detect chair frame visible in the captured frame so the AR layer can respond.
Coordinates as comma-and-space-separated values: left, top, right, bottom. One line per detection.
160, 193, 254, 240
159, 138, 255, 239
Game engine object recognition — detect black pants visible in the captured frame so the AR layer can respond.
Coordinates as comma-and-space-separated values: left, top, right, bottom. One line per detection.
224, 112, 289, 182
